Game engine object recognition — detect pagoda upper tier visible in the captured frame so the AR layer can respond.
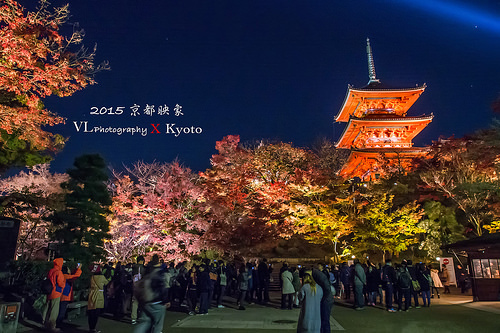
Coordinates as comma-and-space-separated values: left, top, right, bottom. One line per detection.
334, 84, 427, 123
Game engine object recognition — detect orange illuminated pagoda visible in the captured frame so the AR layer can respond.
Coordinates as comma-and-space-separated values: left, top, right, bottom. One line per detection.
335, 39, 433, 180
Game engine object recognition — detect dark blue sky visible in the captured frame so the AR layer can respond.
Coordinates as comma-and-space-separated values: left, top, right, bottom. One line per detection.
37, 0, 500, 173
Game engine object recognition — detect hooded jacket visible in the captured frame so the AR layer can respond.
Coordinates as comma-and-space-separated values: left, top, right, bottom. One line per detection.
61, 267, 82, 302
48, 258, 66, 300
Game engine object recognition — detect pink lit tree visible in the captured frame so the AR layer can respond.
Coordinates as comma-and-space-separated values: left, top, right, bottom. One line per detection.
0, 164, 68, 259
108, 161, 209, 262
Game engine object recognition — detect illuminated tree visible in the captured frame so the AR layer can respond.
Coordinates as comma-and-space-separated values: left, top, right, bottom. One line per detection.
289, 184, 355, 262
105, 174, 151, 262
0, 164, 68, 259
0, 0, 107, 170
417, 200, 464, 259
200, 135, 317, 255
419, 135, 500, 236
108, 161, 209, 261
353, 193, 424, 261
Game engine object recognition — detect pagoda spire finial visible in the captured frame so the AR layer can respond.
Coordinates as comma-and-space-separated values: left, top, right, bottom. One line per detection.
366, 38, 380, 84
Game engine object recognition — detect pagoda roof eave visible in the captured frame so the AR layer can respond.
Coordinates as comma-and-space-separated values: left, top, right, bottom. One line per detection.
350, 147, 430, 154
335, 114, 433, 148
338, 147, 428, 178
352, 83, 427, 92
334, 84, 427, 122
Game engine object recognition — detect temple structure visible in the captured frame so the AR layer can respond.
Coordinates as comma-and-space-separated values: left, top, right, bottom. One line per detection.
335, 39, 433, 180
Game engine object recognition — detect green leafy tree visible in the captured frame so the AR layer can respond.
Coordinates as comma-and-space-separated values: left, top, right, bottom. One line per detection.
290, 180, 355, 262
51, 154, 111, 262
353, 193, 424, 261
418, 200, 464, 259
419, 135, 500, 236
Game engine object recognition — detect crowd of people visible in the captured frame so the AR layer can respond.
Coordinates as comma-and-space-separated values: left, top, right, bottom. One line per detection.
41, 255, 465, 333
329, 258, 453, 312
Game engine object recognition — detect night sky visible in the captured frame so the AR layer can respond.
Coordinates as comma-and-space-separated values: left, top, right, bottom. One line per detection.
35, 0, 500, 174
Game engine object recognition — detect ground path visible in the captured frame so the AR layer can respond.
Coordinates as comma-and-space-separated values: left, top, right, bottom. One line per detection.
17, 287, 499, 333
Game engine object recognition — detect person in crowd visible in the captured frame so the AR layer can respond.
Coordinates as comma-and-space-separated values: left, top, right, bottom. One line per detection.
291, 266, 302, 308
396, 264, 411, 311
417, 263, 432, 307
133, 254, 170, 333
312, 264, 334, 333
197, 264, 210, 315
456, 264, 469, 294
88, 264, 109, 333
245, 262, 254, 304
216, 261, 227, 308
257, 258, 271, 304
42, 257, 66, 332
332, 265, 341, 298
279, 262, 289, 291
441, 264, 451, 294
186, 265, 198, 315
340, 262, 351, 300
176, 261, 189, 306
207, 260, 218, 308
250, 261, 260, 304
382, 258, 397, 312
353, 259, 366, 310
281, 266, 294, 310
405, 259, 420, 308
297, 272, 323, 333
237, 263, 249, 310
327, 266, 336, 292
365, 262, 379, 306
57, 263, 82, 327
131, 255, 146, 325
123, 263, 134, 317
429, 264, 442, 298
112, 261, 127, 319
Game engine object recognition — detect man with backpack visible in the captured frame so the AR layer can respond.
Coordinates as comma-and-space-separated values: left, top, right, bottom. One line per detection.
397, 264, 412, 311
42, 257, 66, 332
134, 255, 170, 333
405, 259, 420, 309
381, 259, 397, 312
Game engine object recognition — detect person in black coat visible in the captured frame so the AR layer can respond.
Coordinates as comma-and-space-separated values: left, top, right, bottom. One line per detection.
366, 262, 379, 306
381, 259, 397, 312
405, 259, 420, 308
312, 265, 334, 333
197, 265, 210, 315
417, 263, 431, 307
257, 258, 271, 304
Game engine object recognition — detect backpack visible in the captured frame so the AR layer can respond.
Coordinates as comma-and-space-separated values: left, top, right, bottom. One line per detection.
134, 271, 157, 304
398, 269, 412, 289
381, 266, 389, 283
41, 277, 53, 295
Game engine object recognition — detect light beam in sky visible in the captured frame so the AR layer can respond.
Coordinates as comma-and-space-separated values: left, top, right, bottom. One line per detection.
400, 0, 500, 34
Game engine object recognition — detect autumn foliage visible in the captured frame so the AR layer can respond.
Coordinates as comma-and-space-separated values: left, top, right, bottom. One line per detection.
0, 0, 107, 168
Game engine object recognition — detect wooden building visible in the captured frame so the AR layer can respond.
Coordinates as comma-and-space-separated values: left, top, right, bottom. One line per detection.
335, 39, 433, 180
444, 233, 500, 301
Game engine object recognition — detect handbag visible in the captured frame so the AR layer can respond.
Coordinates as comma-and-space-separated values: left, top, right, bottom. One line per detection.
411, 279, 421, 292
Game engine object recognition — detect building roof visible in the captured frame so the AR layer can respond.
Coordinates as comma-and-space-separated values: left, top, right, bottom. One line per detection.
338, 147, 427, 178
443, 233, 500, 251
335, 114, 434, 148
335, 85, 427, 122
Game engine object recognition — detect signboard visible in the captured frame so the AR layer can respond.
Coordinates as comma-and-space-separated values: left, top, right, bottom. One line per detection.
0, 218, 21, 269
439, 257, 457, 286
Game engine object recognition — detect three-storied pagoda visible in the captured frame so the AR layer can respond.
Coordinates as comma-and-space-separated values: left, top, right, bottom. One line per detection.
335, 39, 433, 180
